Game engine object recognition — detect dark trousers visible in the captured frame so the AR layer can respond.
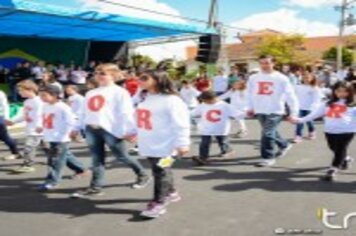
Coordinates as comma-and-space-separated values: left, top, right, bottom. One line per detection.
256, 114, 288, 159
0, 123, 19, 155
199, 135, 231, 159
325, 133, 354, 168
296, 110, 315, 136
148, 158, 175, 203
85, 126, 147, 189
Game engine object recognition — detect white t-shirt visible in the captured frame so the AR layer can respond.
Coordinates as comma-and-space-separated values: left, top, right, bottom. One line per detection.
71, 70, 87, 84
212, 75, 228, 93
81, 84, 136, 138
180, 86, 201, 108
246, 71, 299, 116
13, 96, 43, 136
192, 101, 240, 136
0, 91, 9, 122
295, 85, 322, 111
219, 89, 248, 111
137, 94, 190, 158
300, 100, 356, 134
31, 66, 46, 80
67, 94, 85, 119
43, 101, 75, 142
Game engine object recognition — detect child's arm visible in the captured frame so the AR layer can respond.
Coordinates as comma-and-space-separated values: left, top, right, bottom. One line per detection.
117, 89, 137, 138
191, 105, 202, 118
168, 97, 191, 156
297, 103, 326, 123
284, 80, 299, 117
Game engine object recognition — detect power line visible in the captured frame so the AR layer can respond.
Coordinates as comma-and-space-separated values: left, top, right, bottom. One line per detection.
97, 0, 251, 32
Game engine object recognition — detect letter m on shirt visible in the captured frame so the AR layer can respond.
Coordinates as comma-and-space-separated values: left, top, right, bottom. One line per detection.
43, 113, 54, 129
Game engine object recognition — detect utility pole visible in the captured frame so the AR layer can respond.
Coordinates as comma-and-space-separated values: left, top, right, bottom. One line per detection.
335, 0, 355, 71
208, 0, 218, 28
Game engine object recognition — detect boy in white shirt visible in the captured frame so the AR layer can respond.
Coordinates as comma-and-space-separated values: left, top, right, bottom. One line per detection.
179, 80, 201, 109
71, 63, 149, 198
65, 85, 85, 142
38, 85, 87, 191
192, 91, 240, 166
10, 80, 43, 173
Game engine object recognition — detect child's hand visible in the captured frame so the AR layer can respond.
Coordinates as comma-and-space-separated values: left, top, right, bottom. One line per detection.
124, 134, 137, 143
288, 116, 300, 124
246, 110, 255, 118
5, 120, 14, 126
35, 127, 43, 133
177, 146, 190, 157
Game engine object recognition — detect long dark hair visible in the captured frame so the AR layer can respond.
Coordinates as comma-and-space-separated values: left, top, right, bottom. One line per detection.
140, 70, 178, 95
327, 81, 355, 107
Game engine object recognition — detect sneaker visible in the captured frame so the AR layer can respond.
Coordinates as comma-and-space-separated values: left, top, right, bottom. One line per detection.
140, 201, 167, 219
233, 130, 248, 138
131, 175, 151, 189
307, 132, 317, 140
70, 188, 104, 198
2, 154, 21, 161
221, 150, 236, 158
340, 156, 354, 170
192, 156, 209, 166
276, 143, 293, 158
70, 170, 91, 179
292, 136, 303, 144
38, 183, 57, 192
322, 169, 337, 182
165, 191, 182, 204
128, 147, 139, 155
13, 165, 36, 173
255, 159, 276, 167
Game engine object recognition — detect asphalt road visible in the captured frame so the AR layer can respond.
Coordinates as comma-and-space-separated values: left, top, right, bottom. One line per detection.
0, 119, 355, 236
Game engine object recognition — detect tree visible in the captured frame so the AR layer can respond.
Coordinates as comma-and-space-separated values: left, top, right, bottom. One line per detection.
256, 34, 310, 66
323, 47, 354, 66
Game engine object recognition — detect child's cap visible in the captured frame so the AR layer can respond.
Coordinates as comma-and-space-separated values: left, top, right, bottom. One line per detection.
39, 85, 61, 98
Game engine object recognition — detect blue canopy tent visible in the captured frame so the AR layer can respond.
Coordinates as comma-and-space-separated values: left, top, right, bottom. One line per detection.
0, 0, 215, 41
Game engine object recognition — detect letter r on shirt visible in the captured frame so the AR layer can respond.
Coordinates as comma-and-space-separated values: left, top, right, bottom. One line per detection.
257, 81, 274, 95
326, 104, 347, 118
137, 109, 152, 130
206, 110, 221, 122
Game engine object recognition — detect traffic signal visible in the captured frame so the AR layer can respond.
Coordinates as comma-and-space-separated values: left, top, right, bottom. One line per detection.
195, 34, 221, 64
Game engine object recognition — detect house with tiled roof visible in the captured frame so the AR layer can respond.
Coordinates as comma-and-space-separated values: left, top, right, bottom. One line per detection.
186, 29, 356, 72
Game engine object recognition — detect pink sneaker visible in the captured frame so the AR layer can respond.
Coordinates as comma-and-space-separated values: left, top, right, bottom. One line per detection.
292, 136, 303, 144
165, 191, 182, 204
307, 132, 316, 140
140, 201, 167, 218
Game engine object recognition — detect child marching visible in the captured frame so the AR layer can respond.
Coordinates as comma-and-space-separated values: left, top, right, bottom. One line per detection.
291, 81, 356, 181
136, 71, 190, 218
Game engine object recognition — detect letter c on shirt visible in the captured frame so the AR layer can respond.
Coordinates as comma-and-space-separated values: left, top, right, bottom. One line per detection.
257, 81, 274, 95
206, 110, 221, 122
137, 109, 152, 130
88, 95, 105, 112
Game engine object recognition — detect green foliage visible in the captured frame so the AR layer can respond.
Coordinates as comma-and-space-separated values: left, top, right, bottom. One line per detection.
323, 47, 354, 66
256, 34, 307, 65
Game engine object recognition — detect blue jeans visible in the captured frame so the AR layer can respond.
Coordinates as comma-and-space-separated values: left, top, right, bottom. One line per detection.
199, 135, 231, 160
0, 122, 19, 154
46, 142, 85, 185
296, 110, 315, 136
85, 126, 147, 189
256, 114, 289, 159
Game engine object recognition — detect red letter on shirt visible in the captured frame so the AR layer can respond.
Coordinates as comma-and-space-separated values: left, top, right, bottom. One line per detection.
43, 113, 54, 129
137, 109, 152, 130
206, 110, 221, 122
257, 81, 274, 95
88, 95, 105, 112
326, 104, 347, 118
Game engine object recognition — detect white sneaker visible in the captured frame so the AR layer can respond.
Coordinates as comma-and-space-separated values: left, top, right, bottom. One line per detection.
2, 154, 21, 161
140, 202, 167, 218
276, 143, 293, 158
256, 159, 276, 167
